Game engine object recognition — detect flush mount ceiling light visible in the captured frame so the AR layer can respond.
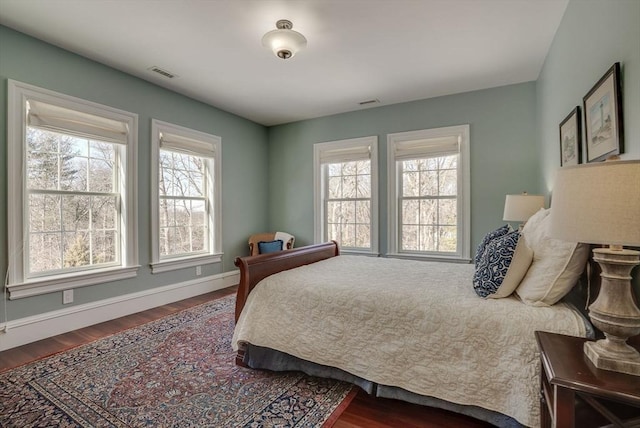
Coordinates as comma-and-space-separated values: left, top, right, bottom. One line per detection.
262, 19, 307, 60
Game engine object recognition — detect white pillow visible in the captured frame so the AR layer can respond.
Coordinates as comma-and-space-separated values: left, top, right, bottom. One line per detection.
487, 237, 534, 299
520, 207, 550, 247
274, 231, 295, 249
515, 208, 590, 306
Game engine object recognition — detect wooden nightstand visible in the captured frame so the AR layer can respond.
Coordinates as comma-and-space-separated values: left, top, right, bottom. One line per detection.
536, 331, 640, 428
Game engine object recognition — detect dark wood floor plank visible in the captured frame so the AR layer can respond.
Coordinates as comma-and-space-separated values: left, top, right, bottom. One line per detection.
0, 286, 493, 427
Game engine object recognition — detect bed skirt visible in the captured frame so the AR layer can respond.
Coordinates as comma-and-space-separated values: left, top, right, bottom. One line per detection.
242, 344, 523, 428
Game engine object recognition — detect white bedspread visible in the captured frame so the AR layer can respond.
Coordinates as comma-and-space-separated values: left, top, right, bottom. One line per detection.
232, 255, 588, 427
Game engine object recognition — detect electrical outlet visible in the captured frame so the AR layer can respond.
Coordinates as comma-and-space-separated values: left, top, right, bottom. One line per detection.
63, 289, 74, 304
196, 266, 202, 276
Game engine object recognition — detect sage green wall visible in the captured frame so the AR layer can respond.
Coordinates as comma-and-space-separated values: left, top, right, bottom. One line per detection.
536, 0, 640, 295
267, 82, 540, 254
0, 25, 269, 321
537, 0, 640, 191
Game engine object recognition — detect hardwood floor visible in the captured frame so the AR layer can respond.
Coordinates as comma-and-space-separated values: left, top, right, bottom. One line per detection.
1, 287, 493, 428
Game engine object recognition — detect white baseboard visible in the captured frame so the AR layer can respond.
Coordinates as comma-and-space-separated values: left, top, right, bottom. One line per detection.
0, 271, 239, 351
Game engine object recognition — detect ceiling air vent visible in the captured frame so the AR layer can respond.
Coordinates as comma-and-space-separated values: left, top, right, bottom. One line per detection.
358, 99, 380, 106
148, 66, 177, 79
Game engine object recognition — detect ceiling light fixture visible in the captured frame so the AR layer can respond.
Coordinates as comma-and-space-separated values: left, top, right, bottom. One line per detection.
262, 19, 307, 60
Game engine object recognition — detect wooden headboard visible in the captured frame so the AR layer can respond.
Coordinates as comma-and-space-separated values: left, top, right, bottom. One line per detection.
233, 241, 340, 322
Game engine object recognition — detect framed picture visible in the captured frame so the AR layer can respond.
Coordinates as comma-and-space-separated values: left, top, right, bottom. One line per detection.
583, 62, 624, 162
559, 106, 581, 166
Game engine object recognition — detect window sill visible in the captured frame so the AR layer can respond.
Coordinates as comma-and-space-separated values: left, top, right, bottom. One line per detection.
150, 253, 222, 274
339, 249, 380, 257
385, 252, 472, 263
7, 265, 141, 299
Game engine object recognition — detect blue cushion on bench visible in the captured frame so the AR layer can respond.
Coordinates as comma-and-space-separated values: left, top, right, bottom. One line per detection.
258, 239, 283, 254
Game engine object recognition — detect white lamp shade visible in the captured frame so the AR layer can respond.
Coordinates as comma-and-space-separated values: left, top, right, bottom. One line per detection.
549, 160, 640, 247
503, 193, 545, 222
262, 27, 307, 59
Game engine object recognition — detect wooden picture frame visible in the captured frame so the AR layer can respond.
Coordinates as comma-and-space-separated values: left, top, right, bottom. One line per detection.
559, 106, 582, 166
583, 62, 624, 162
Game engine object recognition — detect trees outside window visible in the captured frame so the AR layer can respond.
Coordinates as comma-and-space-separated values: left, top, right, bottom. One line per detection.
399, 155, 458, 253
27, 129, 118, 274
159, 151, 206, 257
150, 120, 221, 273
314, 136, 378, 254
387, 125, 470, 260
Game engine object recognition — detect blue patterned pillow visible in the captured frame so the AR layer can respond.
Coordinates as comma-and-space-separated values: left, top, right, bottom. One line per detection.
258, 239, 283, 254
473, 231, 520, 298
474, 224, 511, 265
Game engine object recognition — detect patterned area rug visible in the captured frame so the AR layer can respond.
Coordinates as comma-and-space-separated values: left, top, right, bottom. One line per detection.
0, 294, 356, 427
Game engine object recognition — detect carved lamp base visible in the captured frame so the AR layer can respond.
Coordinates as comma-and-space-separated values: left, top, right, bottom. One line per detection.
585, 247, 640, 376
584, 338, 640, 375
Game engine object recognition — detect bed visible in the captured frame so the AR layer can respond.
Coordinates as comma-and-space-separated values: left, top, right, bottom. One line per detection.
232, 213, 593, 427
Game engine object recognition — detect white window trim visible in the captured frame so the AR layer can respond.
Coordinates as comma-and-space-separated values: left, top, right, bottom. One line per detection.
6, 80, 139, 299
150, 119, 222, 273
387, 125, 471, 262
313, 136, 378, 255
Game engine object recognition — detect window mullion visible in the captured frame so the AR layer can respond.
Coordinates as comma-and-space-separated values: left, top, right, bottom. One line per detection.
58, 190, 63, 270
326, 197, 370, 203
203, 162, 208, 253
162, 195, 205, 202
88, 195, 94, 266
323, 166, 330, 242
116, 191, 121, 262
28, 189, 119, 198
56, 138, 62, 192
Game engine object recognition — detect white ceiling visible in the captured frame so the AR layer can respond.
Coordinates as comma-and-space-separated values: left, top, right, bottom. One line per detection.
0, 0, 569, 126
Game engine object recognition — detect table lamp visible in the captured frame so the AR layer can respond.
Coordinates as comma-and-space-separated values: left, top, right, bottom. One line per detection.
549, 159, 640, 376
503, 192, 545, 230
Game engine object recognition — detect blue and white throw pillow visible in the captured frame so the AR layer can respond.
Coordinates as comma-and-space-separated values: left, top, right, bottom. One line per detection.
473, 231, 520, 298
474, 224, 511, 265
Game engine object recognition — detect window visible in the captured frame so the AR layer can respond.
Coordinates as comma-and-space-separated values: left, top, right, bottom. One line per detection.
387, 125, 470, 260
150, 120, 221, 273
313, 136, 378, 254
7, 80, 139, 298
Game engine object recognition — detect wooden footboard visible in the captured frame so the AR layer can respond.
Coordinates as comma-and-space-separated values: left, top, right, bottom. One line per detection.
233, 241, 340, 322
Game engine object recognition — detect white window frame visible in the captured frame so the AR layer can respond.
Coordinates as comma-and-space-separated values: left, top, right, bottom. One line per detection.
387, 125, 471, 261
150, 119, 222, 273
313, 136, 378, 255
7, 80, 139, 299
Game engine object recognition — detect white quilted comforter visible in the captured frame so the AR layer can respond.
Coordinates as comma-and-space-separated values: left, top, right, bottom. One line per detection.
232, 255, 588, 427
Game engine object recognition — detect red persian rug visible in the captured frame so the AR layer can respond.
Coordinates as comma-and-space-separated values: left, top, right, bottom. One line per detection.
0, 294, 357, 427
